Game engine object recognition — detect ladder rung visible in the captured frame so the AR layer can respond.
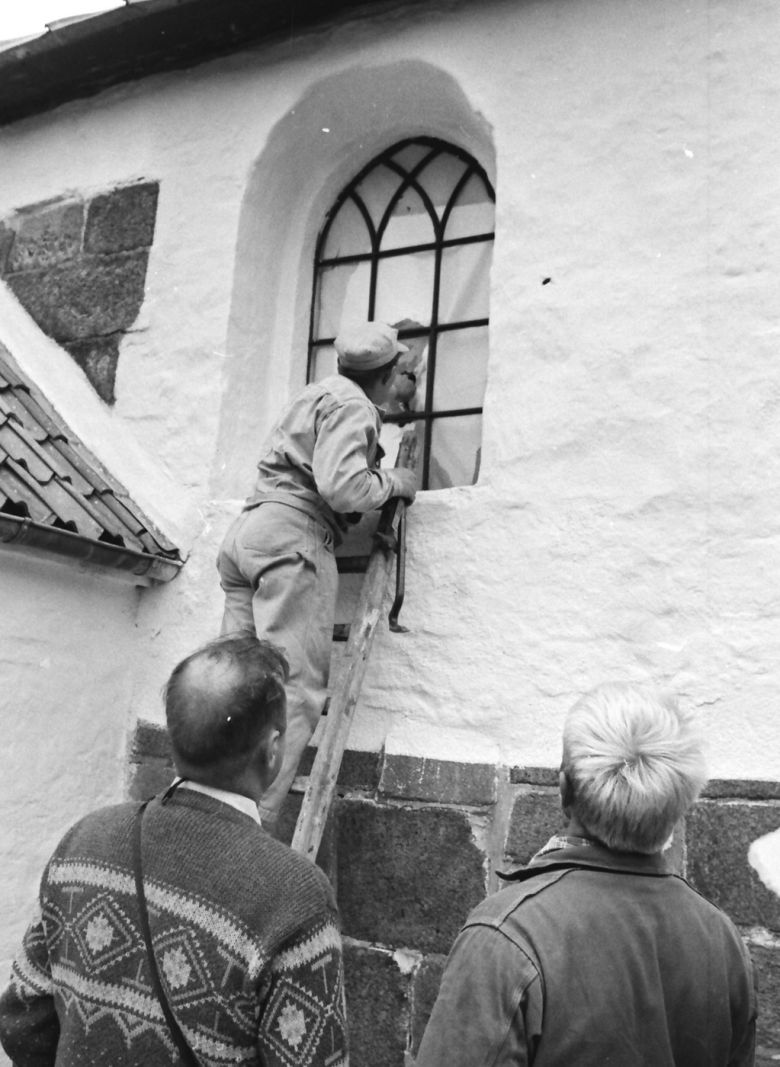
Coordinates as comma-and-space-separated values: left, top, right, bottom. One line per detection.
336, 555, 370, 574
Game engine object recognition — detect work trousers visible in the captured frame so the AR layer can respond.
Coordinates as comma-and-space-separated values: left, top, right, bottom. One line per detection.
216, 502, 338, 828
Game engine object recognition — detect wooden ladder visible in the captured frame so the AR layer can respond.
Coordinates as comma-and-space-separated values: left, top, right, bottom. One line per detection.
291, 430, 416, 861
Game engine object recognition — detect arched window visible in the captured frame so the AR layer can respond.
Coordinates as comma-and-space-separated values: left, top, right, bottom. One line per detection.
308, 137, 495, 490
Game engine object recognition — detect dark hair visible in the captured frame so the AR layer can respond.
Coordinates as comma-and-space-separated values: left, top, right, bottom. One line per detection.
164, 634, 289, 770
338, 353, 399, 389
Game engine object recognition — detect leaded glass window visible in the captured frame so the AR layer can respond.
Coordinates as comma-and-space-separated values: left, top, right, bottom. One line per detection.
308, 137, 495, 490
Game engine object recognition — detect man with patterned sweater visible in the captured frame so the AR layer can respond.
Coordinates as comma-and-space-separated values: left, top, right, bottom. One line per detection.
0, 634, 348, 1067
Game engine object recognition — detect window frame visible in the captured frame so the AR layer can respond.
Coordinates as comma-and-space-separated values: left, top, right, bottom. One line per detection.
307, 136, 495, 489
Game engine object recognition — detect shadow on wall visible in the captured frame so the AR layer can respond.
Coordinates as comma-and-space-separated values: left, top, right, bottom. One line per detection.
211, 59, 495, 499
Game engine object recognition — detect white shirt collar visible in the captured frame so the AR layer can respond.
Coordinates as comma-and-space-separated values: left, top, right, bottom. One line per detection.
175, 778, 262, 825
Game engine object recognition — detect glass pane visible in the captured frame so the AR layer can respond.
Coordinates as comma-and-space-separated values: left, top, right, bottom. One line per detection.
379, 419, 426, 475
353, 164, 405, 234
379, 184, 436, 251
414, 151, 470, 228
310, 344, 337, 381
432, 327, 489, 411
315, 261, 371, 338
444, 174, 495, 241
374, 250, 435, 328
321, 195, 373, 260
389, 141, 433, 174
428, 414, 483, 489
438, 240, 492, 324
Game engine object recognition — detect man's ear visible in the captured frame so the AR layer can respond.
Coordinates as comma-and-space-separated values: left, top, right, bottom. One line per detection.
559, 769, 575, 816
261, 728, 284, 781
252, 726, 281, 771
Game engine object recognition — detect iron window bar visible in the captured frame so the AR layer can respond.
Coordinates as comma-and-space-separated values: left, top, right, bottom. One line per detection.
317, 230, 495, 269
308, 137, 495, 488
309, 316, 491, 352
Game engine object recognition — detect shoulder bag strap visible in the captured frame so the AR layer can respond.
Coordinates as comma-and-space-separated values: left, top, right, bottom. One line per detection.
132, 800, 202, 1067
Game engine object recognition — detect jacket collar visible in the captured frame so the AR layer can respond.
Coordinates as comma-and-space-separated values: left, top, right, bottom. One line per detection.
500, 834, 672, 882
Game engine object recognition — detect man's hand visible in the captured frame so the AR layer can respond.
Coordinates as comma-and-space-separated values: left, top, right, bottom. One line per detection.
392, 468, 417, 503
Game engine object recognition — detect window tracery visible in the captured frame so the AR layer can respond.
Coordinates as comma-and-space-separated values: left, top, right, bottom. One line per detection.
308, 137, 495, 490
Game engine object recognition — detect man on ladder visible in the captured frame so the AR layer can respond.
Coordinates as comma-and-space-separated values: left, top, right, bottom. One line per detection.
217, 321, 417, 834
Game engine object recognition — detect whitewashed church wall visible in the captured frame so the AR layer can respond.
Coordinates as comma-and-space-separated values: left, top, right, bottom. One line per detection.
0, 554, 141, 975
0, 0, 778, 814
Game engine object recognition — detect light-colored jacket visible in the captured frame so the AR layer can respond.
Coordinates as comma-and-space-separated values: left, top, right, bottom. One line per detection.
246, 374, 405, 538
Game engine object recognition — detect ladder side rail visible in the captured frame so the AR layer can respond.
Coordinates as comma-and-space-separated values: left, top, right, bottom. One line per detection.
291, 430, 417, 859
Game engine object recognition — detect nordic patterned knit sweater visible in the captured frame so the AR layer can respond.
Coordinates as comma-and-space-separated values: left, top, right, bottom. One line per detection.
0, 789, 348, 1067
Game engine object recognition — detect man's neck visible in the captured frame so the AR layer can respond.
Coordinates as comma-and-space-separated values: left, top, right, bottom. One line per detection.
563, 815, 592, 839
176, 779, 262, 825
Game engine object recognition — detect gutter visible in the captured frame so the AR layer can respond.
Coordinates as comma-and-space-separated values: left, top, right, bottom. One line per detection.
0, 513, 183, 584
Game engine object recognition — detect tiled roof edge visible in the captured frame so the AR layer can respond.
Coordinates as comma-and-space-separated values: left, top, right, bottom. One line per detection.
1, 338, 184, 569
0, 512, 182, 583
0, 0, 411, 127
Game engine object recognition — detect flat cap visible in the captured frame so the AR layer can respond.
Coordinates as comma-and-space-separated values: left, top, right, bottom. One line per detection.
334, 321, 409, 372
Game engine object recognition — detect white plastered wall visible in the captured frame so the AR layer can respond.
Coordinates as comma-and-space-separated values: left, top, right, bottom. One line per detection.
0, 1, 779, 980
0, 286, 190, 979
0, 551, 140, 978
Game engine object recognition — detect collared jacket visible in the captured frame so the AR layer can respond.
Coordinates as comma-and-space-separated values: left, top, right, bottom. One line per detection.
416, 836, 756, 1067
245, 373, 405, 538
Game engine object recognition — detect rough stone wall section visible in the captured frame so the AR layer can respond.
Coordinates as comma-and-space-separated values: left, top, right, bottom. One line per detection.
128, 724, 780, 1066
0, 182, 158, 404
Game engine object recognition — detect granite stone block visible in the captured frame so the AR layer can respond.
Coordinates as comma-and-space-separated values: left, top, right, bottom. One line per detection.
343, 943, 409, 1067
128, 757, 174, 801
7, 201, 84, 271
410, 954, 446, 1054
509, 766, 559, 787
1, 184, 157, 402
64, 335, 121, 403
276, 792, 337, 881
84, 182, 158, 254
380, 753, 497, 806
6, 252, 149, 341
339, 749, 382, 792
336, 801, 485, 953
504, 790, 565, 865
687, 801, 780, 929
276, 791, 303, 847
749, 938, 780, 1063
0, 223, 15, 273
703, 779, 780, 801
665, 821, 685, 875
297, 746, 381, 793
130, 720, 172, 761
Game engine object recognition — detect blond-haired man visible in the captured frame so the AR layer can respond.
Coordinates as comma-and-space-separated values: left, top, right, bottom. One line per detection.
417, 683, 756, 1066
